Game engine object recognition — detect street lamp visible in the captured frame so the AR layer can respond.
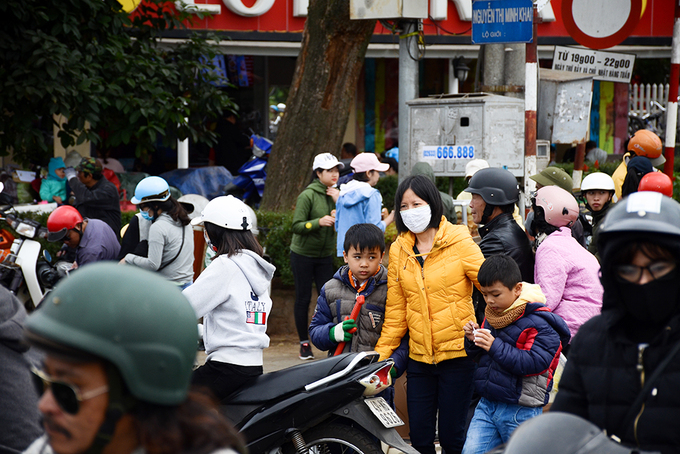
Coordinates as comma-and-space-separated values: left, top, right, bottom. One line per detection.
449, 57, 470, 94
453, 57, 470, 83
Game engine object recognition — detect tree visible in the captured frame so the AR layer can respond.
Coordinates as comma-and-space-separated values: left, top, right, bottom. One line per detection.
0, 0, 234, 166
260, 0, 375, 212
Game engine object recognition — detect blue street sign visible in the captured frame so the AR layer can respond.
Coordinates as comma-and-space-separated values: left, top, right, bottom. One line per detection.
472, 0, 534, 44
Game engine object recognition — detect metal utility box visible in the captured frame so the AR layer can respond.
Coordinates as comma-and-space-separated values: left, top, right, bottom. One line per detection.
536, 139, 551, 172
538, 69, 593, 144
350, 0, 428, 19
406, 93, 525, 178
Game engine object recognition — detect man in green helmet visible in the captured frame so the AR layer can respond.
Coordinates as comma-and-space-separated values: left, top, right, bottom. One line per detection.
22, 263, 244, 454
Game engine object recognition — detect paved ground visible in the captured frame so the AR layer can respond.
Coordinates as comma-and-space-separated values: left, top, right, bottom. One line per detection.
263, 334, 325, 372
195, 333, 323, 372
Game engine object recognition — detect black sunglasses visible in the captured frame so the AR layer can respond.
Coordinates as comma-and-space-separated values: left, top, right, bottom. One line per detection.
31, 367, 108, 415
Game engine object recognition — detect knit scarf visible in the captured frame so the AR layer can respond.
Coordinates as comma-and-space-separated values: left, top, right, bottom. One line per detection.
485, 302, 528, 329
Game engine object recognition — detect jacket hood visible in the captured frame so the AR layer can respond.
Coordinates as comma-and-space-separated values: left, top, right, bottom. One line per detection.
0, 287, 30, 353
227, 250, 276, 296
338, 180, 376, 208
504, 283, 546, 312
410, 162, 436, 184
395, 216, 467, 254
305, 179, 330, 195
48, 157, 66, 181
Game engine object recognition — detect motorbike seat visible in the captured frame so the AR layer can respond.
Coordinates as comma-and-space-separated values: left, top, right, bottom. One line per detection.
227, 352, 377, 404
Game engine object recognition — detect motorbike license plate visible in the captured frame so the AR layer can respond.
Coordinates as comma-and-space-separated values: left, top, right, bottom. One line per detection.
364, 397, 403, 428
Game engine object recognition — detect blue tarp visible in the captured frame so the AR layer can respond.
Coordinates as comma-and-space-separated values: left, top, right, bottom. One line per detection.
160, 167, 233, 200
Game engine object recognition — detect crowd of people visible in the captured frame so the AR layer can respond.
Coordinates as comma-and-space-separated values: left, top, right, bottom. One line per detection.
5, 127, 680, 454
295, 130, 680, 454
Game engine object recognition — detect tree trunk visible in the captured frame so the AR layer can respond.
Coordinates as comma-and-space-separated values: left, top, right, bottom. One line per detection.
260, 0, 375, 212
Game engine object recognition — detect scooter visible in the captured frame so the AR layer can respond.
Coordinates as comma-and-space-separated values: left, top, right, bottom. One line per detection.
0, 190, 65, 310
224, 134, 272, 207
223, 351, 418, 454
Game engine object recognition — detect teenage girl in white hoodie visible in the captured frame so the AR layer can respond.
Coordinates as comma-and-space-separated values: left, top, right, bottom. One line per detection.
184, 195, 276, 402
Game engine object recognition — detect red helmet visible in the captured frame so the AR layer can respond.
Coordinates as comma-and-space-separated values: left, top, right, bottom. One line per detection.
47, 206, 83, 242
639, 172, 674, 198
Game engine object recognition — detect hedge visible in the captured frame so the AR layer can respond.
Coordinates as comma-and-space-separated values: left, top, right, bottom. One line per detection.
256, 211, 295, 286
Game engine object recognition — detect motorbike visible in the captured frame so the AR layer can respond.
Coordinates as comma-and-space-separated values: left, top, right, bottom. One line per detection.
224, 134, 272, 207
0, 188, 66, 310
222, 351, 418, 454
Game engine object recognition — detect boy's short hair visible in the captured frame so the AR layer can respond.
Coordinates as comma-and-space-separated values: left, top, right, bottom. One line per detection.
478, 255, 522, 289
343, 224, 385, 254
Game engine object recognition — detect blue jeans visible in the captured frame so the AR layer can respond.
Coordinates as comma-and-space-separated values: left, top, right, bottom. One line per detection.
407, 357, 475, 454
462, 397, 542, 454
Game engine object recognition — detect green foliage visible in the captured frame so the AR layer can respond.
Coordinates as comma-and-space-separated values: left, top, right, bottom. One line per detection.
436, 176, 467, 199
256, 211, 295, 286
375, 175, 398, 211
672, 174, 680, 204
0, 0, 235, 166
121, 210, 137, 228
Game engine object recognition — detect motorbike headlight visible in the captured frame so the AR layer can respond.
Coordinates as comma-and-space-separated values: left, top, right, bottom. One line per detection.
359, 362, 393, 396
15, 222, 37, 239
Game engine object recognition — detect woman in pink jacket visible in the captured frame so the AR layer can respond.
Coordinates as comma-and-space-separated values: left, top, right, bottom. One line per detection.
532, 186, 602, 353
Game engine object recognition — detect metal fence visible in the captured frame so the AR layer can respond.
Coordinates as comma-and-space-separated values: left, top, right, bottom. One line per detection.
629, 83, 670, 114
629, 83, 672, 139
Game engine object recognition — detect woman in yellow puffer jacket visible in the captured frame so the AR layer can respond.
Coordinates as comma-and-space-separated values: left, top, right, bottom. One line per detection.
375, 175, 484, 454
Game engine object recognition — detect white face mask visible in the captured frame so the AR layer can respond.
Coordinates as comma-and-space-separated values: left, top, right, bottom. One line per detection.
400, 204, 431, 234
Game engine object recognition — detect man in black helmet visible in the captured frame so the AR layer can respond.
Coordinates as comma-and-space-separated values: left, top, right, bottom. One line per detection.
22, 263, 244, 454
464, 167, 534, 322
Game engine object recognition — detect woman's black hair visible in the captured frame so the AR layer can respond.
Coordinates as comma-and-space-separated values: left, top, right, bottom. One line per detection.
530, 206, 559, 236
140, 197, 190, 226
310, 166, 339, 183
204, 222, 263, 258
352, 171, 371, 182
393, 175, 444, 234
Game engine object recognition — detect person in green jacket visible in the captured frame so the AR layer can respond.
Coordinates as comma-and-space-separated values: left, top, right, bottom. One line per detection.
291, 153, 343, 360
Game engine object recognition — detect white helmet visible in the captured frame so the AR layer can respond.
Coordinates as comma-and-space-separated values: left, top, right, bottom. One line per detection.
190, 195, 253, 231
465, 159, 490, 179
580, 172, 615, 192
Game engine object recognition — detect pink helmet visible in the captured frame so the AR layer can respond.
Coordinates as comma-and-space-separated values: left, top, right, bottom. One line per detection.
534, 186, 579, 228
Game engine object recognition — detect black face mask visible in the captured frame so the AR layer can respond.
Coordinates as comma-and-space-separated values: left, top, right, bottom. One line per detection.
617, 269, 680, 326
